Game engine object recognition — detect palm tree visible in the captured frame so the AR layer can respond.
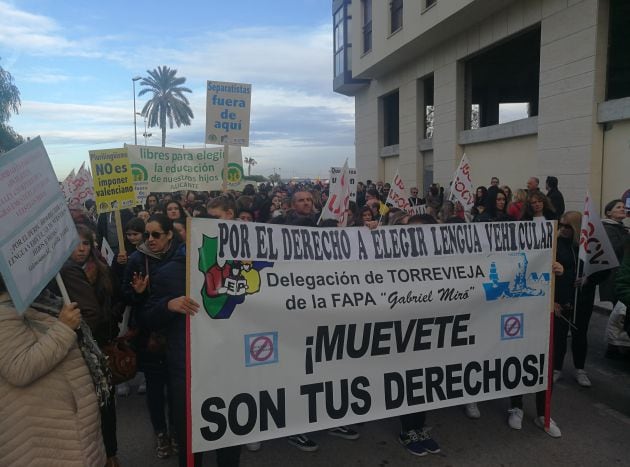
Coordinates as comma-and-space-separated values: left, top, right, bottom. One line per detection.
138, 66, 193, 147
244, 156, 257, 176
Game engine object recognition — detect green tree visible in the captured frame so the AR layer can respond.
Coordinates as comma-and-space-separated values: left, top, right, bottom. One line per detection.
244, 156, 257, 176
0, 59, 23, 153
138, 66, 193, 147
268, 172, 281, 185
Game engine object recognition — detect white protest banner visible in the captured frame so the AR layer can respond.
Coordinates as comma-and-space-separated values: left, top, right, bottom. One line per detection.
0, 138, 79, 314
579, 191, 619, 277
101, 237, 115, 266
329, 166, 357, 202
206, 81, 252, 147
450, 154, 474, 211
188, 219, 555, 451
321, 160, 351, 226
126, 144, 246, 193
68, 162, 95, 209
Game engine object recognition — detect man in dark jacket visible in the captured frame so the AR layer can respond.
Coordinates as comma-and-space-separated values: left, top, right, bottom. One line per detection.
273, 190, 319, 226
546, 176, 565, 217
97, 209, 134, 254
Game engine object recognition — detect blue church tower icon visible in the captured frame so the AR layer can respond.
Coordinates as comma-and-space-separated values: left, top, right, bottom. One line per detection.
483, 253, 546, 301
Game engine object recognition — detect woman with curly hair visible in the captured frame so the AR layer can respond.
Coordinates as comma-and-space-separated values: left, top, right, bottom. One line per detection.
521, 191, 557, 221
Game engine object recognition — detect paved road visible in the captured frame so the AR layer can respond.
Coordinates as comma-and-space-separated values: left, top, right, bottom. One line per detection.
116, 308, 630, 466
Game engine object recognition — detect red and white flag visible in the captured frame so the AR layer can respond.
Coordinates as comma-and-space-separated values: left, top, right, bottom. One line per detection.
68, 162, 95, 209
449, 154, 474, 211
579, 191, 619, 277
385, 170, 413, 213
320, 159, 351, 226
61, 169, 76, 201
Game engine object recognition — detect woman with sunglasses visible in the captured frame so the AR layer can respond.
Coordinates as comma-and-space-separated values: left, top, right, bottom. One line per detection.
122, 215, 179, 459
552, 211, 610, 388
126, 214, 241, 467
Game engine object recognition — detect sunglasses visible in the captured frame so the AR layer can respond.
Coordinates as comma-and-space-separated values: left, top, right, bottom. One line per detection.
144, 231, 167, 239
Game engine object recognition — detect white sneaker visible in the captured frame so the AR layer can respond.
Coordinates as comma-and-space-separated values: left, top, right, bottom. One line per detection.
464, 403, 481, 419
534, 416, 562, 438
245, 442, 261, 452
575, 369, 591, 387
553, 370, 562, 383
507, 407, 523, 430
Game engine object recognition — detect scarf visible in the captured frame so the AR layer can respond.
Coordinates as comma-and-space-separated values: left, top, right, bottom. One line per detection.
31, 289, 112, 407
137, 240, 172, 260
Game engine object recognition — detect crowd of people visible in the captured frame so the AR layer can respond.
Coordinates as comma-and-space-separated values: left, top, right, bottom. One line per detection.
1, 173, 629, 466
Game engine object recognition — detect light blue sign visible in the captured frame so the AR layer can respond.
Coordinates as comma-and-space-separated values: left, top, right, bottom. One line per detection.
0, 138, 78, 314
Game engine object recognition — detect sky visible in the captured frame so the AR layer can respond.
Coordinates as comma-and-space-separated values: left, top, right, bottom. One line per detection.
0, 0, 355, 180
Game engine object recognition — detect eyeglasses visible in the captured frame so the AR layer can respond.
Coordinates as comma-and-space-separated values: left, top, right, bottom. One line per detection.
144, 231, 166, 239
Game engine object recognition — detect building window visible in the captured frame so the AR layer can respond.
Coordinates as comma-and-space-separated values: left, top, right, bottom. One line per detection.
362, 0, 372, 54
423, 75, 434, 139
390, 0, 403, 34
607, 0, 630, 100
383, 91, 400, 146
464, 26, 540, 129
334, 7, 345, 78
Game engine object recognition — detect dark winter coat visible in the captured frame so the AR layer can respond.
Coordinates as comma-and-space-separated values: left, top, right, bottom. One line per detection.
555, 237, 577, 309
599, 219, 630, 302
546, 188, 565, 218
616, 251, 630, 309
132, 240, 187, 379
59, 260, 121, 346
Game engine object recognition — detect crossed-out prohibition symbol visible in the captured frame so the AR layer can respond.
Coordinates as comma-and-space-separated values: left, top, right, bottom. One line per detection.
249, 335, 274, 362
503, 316, 521, 337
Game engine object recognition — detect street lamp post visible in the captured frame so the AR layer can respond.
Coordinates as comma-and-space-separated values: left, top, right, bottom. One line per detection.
132, 76, 142, 145
138, 112, 152, 146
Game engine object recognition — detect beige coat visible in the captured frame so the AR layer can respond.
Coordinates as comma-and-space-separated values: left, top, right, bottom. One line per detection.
0, 293, 106, 467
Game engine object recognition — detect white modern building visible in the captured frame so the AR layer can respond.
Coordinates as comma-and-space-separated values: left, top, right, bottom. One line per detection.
333, 0, 629, 210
